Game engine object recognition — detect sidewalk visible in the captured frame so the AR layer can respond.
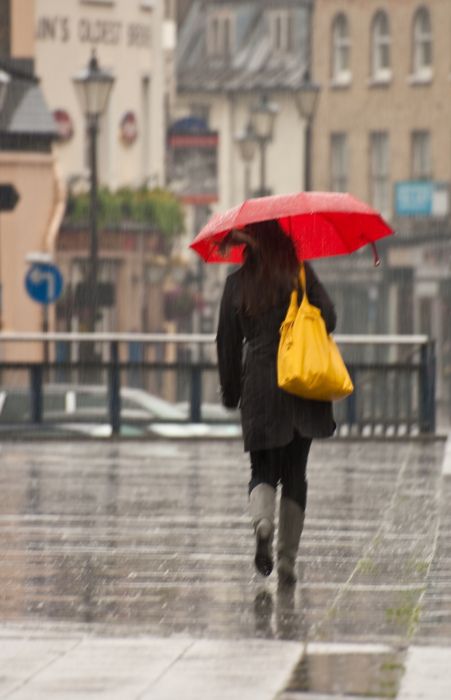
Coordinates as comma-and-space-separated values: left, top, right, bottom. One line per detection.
0, 437, 449, 698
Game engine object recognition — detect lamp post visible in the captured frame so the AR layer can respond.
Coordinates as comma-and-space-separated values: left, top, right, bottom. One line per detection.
73, 52, 114, 337
235, 121, 258, 198
249, 95, 278, 197
294, 83, 320, 192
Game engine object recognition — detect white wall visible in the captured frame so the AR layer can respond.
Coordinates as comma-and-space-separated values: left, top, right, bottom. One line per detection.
35, 0, 165, 190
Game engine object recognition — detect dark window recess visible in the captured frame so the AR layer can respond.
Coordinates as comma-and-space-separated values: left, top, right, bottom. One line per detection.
74, 282, 116, 309
0, 0, 11, 58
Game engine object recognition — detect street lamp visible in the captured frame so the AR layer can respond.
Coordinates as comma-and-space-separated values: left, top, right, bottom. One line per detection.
73, 51, 115, 335
294, 83, 320, 192
249, 95, 278, 197
235, 121, 258, 198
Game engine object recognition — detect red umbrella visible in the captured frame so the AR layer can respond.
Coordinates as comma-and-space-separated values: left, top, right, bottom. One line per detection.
189, 192, 394, 264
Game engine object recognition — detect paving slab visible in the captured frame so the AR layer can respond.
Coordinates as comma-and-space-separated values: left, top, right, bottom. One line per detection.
397, 646, 451, 699
0, 634, 301, 700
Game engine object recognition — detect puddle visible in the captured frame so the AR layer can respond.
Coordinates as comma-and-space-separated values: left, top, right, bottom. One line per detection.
284, 645, 406, 698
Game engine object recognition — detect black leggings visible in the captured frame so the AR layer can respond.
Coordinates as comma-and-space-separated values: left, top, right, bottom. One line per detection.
249, 432, 312, 511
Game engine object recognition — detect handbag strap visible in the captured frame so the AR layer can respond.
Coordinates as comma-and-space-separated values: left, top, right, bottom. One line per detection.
298, 262, 309, 302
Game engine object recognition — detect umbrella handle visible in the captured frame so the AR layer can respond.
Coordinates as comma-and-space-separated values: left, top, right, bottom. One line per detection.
371, 242, 381, 267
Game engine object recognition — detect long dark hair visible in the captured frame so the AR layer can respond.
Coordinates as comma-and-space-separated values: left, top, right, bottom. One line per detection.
239, 220, 299, 316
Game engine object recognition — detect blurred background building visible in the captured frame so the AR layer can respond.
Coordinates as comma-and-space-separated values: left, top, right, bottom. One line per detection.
311, 0, 451, 412
0, 0, 59, 360
169, 0, 318, 336
0, 0, 450, 414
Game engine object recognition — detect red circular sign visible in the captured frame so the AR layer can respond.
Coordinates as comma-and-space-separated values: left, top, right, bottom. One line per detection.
120, 111, 138, 145
53, 109, 74, 143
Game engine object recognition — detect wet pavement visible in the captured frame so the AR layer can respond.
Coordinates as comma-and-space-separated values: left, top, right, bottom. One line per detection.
0, 437, 450, 698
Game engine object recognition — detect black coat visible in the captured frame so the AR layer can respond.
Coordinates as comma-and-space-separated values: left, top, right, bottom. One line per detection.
216, 262, 337, 451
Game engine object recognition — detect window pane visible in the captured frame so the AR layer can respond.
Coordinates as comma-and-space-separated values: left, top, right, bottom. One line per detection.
276, 16, 282, 50
332, 14, 350, 78
412, 131, 431, 179
380, 44, 390, 69
331, 133, 348, 192
372, 12, 391, 76
413, 9, 432, 72
370, 132, 390, 217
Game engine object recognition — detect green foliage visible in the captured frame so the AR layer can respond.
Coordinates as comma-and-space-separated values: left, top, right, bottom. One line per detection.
66, 187, 185, 239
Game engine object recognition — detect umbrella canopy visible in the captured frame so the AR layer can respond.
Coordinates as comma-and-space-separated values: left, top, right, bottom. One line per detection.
189, 192, 394, 263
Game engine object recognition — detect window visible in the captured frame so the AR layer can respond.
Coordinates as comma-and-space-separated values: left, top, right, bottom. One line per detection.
411, 130, 432, 179
330, 133, 349, 192
370, 132, 390, 218
207, 13, 233, 57
371, 11, 391, 81
331, 13, 351, 84
412, 7, 433, 79
269, 10, 294, 54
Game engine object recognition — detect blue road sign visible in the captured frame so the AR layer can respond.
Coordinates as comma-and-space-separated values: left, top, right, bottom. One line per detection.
25, 262, 64, 305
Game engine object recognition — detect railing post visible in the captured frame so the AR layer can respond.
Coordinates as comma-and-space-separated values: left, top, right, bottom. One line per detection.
419, 340, 436, 433
108, 341, 121, 436
345, 366, 357, 430
30, 364, 43, 424
190, 364, 202, 423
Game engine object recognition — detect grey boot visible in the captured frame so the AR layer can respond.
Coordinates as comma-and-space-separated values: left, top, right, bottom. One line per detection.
277, 498, 305, 585
249, 483, 276, 576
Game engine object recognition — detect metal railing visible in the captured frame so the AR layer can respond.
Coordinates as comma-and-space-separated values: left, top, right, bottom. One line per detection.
0, 332, 436, 438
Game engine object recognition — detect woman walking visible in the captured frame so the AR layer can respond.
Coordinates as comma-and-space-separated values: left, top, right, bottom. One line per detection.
216, 220, 337, 585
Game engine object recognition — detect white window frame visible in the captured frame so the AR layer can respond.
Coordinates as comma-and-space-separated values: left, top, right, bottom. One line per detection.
371, 11, 391, 83
331, 13, 351, 85
330, 133, 349, 193
370, 132, 390, 219
411, 7, 433, 81
411, 130, 432, 180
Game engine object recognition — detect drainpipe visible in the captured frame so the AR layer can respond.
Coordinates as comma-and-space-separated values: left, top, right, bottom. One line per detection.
43, 158, 67, 345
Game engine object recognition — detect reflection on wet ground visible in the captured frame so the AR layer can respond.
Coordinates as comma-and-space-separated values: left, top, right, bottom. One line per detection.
0, 438, 449, 697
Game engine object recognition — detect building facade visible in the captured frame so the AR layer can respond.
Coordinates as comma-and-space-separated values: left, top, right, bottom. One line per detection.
34, 0, 166, 190
311, 0, 451, 409
175, 0, 314, 213
0, 0, 61, 360
1, 0, 180, 356
33, 1, 187, 342
173, 0, 316, 336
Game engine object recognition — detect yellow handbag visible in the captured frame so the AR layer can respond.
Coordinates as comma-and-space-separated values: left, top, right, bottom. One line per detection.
277, 263, 354, 401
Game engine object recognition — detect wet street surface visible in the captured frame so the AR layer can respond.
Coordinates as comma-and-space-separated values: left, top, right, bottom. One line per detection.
0, 437, 450, 698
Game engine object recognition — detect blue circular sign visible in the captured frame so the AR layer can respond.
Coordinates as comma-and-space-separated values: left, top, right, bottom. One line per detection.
25, 262, 64, 305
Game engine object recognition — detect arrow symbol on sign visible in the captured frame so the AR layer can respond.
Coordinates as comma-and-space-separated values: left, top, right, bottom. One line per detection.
29, 266, 55, 300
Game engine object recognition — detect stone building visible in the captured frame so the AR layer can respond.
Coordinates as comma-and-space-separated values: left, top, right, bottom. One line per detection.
311, 0, 451, 408
173, 0, 317, 333
34, 0, 166, 191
